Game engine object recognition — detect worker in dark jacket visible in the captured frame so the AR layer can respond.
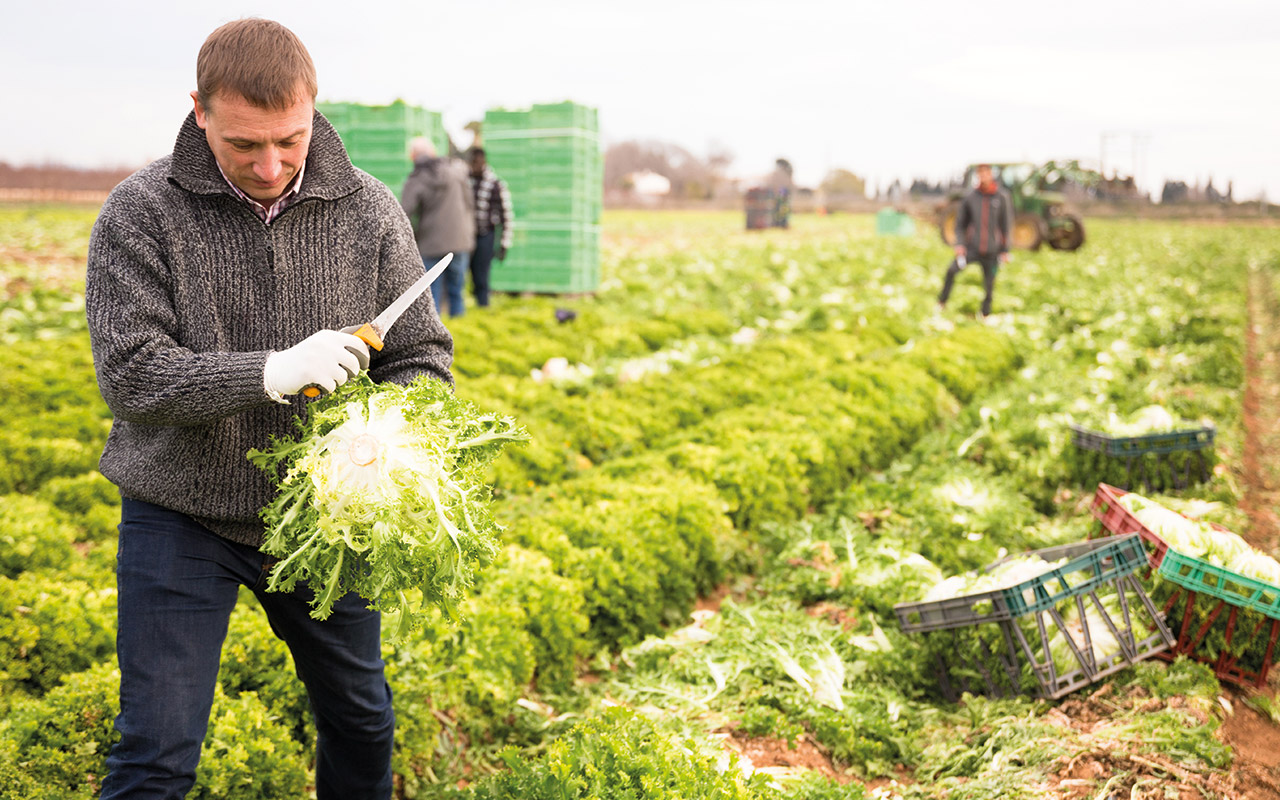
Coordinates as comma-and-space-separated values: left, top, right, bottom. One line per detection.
938, 164, 1013, 317
467, 147, 512, 308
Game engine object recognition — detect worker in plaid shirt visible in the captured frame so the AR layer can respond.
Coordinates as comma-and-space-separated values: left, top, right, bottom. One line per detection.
467, 147, 513, 308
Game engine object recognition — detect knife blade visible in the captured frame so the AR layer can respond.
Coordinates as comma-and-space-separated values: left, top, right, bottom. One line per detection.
352, 252, 453, 351
300, 252, 453, 398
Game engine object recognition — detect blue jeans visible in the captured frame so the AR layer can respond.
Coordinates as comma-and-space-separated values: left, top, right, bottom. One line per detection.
470, 231, 495, 308
100, 498, 394, 800
426, 250, 471, 318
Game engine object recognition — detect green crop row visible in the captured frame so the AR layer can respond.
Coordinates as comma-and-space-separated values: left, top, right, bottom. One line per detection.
0, 208, 1273, 799
527, 217, 1262, 797
0, 209, 1016, 797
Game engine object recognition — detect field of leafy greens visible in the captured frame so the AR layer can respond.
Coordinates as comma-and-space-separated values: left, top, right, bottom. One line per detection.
1, 203, 1278, 799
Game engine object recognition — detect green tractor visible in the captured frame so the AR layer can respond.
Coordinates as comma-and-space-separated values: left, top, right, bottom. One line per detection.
938, 161, 1089, 252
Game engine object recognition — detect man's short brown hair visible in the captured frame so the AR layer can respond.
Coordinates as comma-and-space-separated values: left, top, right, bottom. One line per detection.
196, 18, 317, 111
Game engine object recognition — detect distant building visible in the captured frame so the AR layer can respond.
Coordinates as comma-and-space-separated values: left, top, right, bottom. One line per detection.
627, 170, 671, 197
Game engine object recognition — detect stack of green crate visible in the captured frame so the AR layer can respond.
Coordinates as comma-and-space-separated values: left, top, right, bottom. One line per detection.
317, 100, 448, 199
482, 101, 602, 294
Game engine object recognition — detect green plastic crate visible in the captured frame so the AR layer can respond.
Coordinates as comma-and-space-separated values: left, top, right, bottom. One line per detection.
529, 136, 599, 155
320, 100, 423, 128
491, 266, 596, 294
481, 109, 530, 134
515, 192, 600, 223
530, 101, 598, 131
875, 208, 917, 236
1158, 550, 1280, 620
317, 100, 448, 198
530, 162, 601, 185
493, 222, 599, 293
481, 102, 601, 290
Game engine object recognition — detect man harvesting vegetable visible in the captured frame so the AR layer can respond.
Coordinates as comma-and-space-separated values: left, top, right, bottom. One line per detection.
85, 18, 451, 799
937, 163, 1013, 318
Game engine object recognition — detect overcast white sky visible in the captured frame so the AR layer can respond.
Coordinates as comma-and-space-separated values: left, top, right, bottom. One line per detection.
2, 0, 1277, 199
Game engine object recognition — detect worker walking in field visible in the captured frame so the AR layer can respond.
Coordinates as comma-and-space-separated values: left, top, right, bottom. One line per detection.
467, 147, 513, 308
85, 19, 452, 799
937, 163, 1013, 318
402, 138, 475, 317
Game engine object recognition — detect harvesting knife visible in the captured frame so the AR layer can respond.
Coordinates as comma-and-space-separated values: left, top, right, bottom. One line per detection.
301, 252, 452, 398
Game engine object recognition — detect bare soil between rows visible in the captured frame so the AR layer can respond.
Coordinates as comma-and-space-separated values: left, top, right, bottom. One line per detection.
1241, 267, 1280, 552
1223, 263, 1280, 797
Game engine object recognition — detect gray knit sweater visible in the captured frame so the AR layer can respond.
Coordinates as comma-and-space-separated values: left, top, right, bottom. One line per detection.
86, 111, 454, 546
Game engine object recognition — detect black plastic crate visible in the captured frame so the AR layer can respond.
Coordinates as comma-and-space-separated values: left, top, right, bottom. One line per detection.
1069, 424, 1215, 492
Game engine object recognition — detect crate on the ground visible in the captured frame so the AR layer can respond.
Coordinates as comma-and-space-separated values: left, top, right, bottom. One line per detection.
875, 208, 916, 236
1156, 547, 1280, 687
1156, 573, 1280, 688
896, 535, 1149, 631
1089, 483, 1172, 569
1160, 551, 1280, 620
1089, 484, 1280, 687
894, 535, 1174, 700
1069, 423, 1215, 492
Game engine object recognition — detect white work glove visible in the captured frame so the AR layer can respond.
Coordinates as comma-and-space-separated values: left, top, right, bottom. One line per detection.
263, 329, 371, 403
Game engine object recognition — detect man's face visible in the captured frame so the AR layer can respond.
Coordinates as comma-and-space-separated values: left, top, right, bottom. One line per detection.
192, 89, 313, 203
976, 165, 994, 186
470, 152, 486, 176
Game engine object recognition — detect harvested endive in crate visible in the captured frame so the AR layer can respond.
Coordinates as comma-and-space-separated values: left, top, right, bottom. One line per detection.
1118, 491, 1280, 585
249, 374, 528, 639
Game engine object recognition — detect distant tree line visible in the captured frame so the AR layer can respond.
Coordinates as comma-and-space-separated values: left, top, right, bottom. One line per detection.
604, 140, 735, 200
0, 162, 137, 192
905, 168, 1240, 206
1160, 179, 1234, 204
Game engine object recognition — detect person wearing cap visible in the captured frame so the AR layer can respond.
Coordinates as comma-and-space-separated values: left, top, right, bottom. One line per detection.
85, 18, 452, 799
937, 163, 1013, 318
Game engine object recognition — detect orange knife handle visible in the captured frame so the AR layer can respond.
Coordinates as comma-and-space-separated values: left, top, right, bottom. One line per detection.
352, 323, 385, 351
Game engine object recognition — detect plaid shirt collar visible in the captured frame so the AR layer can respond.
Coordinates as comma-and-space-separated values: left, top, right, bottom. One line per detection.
216, 161, 306, 224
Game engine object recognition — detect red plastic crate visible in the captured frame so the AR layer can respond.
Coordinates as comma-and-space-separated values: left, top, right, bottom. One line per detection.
1090, 483, 1279, 687
1089, 483, 1171, 569
1157, 586, 1280, 688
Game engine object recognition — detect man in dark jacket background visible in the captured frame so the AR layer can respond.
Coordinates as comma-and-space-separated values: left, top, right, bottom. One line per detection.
937, 163, 1013, 317
467, 147, 512, 309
